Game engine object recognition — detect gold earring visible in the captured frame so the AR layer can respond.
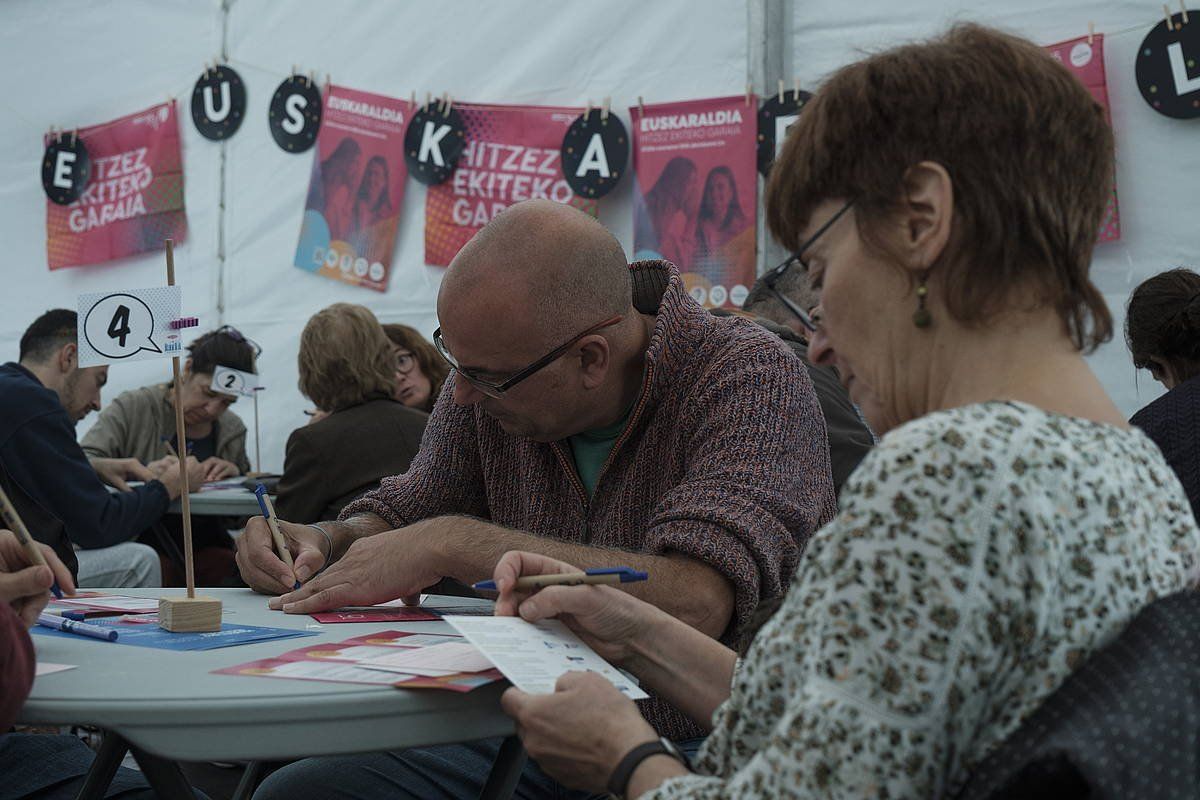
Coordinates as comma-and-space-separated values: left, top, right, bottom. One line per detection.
913, 271, 932, 328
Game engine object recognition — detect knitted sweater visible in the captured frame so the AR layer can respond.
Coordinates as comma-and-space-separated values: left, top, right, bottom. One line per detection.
343, 260, 838, 739
1131, 374, 1200, 522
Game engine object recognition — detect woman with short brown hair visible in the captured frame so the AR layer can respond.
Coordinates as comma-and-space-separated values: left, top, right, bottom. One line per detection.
275, 304, 427, 524
479, 25, 1200, 799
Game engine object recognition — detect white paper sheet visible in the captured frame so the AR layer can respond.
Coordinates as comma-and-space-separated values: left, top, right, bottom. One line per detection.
444, 616, 648, 699
360, 642, 493, 677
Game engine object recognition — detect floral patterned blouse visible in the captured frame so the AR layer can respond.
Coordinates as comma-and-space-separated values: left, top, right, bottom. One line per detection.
649, 402, 1200, 799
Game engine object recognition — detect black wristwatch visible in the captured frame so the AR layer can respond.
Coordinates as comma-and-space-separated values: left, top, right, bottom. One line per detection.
607, 737, 692, 798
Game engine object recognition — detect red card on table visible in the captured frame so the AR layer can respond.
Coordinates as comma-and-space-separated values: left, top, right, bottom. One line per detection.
309, 607, 441, 624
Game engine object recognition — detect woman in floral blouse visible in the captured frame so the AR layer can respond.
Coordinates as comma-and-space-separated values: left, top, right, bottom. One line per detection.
488, 24, 1200, 800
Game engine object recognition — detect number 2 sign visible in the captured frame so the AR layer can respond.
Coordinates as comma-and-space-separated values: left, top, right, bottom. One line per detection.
211, 365, 259, 397
77, 286, 182, 367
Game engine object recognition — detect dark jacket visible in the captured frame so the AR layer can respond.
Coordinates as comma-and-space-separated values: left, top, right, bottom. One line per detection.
712, 310, 874, 495
0, 363, 170, 579
958, 590, 1200, 800
1131, 375, 1200, 522
274, 396, 428, 524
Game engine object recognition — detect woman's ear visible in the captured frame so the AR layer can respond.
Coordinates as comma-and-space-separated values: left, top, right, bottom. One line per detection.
899, 161, 954, 275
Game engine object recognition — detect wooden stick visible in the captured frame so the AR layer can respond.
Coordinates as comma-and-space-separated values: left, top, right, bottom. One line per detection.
253, 390, 261, 474
165, 239, 196, 599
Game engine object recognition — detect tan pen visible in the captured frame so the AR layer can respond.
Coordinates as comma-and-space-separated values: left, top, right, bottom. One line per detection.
254, 484, 299, 589
474, 568, 647, 592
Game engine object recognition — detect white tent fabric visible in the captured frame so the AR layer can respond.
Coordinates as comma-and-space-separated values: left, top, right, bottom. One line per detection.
0, 0, 1180, 473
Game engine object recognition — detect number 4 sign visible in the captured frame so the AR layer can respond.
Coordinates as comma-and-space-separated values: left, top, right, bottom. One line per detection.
77, 286, 183, 367
211, 366, 259, 397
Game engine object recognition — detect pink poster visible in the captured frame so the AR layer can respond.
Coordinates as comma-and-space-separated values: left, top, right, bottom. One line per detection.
294, 85, 409, 292
46, 102, 187, 270
631, 96, 757, 308
1046, 34, 1120, 242
423, 103, 594, 267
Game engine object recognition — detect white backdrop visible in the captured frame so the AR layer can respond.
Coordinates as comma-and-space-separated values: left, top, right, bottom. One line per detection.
0, 0, 1184, 472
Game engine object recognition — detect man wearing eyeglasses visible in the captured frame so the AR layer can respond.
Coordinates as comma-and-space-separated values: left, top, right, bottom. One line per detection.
243, 199, 836, 800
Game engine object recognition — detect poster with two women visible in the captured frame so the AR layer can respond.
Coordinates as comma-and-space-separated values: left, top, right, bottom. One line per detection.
631, 96, 757, 309
294, 85, 408, 292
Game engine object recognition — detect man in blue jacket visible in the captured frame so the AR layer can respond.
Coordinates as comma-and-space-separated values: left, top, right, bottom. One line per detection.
0, 309, 202, 586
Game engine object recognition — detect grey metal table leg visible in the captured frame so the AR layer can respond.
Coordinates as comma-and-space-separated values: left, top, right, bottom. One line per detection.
74, 731, 128, 800
478, 735, 527, 800
232, 760, 266, 800
128, 743, 199, 799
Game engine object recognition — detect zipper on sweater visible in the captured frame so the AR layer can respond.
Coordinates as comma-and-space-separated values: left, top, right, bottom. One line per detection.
550, 443, 591, 542
591, 364, 656, 498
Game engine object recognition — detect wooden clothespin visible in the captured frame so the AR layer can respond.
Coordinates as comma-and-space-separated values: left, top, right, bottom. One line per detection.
1087, 21, 1095, 45
1182, 0, 1190, 25
409, 90, 416, 109
291, 64, 297, 77
793, 78, 802, 101
778, 79, 785, 103
308, 70, 315, 87
71, 129, 77, 147
424, 91, 432, 112
1165, 3, 1176, 30
602, 96, 611, 121
440, 91, 448, 113
325, 73, 331, 89
585, 99, 592, 118
745, 82, 753, 106
637, 95, 645, 116
444, 94, 453, 117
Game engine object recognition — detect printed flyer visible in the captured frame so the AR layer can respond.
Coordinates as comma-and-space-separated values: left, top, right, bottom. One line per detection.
46, 102, 186, 270
423, 102, 594, 266
631, 95, 757, 308
295, 85, 409, 291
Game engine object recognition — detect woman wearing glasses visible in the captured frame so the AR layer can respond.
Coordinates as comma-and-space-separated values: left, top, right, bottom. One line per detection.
482, 26, 1200, 799
382, 323, 448, 413
275, 305, 427, 524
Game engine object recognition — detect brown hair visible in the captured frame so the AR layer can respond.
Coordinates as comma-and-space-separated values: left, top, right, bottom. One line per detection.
1126, 268, 1200, 382
381, 323, 449, 410
765, 23, 1114, 352
298, 304, 395, 412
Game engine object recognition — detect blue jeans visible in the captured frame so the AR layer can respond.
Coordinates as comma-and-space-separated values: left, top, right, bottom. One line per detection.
0, 733, 156, 800
253, 736, 706, 800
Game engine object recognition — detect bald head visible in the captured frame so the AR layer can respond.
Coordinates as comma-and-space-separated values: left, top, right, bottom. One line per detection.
440, 200, 632, 344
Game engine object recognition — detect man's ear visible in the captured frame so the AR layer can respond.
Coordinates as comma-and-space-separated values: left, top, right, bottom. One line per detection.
59, 342, 78, 374
577, 336, 611, 390
898, 161, 954, 276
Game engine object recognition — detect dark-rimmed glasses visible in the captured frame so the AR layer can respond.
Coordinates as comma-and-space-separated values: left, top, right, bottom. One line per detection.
395, 350, 417, 375
214, 324, 263, 358
761, 199, 855, 333
433, 315, 623, 399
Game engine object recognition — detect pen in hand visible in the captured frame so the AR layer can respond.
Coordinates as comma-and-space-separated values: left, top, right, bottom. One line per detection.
255, 483, 300, 590
0, 485, 62, 599
474, 567, 648, 592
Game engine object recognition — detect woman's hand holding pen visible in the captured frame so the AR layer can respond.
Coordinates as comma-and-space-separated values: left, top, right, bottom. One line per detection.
491, 551, 660, 669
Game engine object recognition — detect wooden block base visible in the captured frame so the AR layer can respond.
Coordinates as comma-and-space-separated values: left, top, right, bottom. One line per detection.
158, 596, 222, 632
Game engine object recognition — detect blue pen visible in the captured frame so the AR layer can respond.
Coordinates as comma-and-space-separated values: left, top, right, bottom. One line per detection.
37, 612, 118, 642
474, 567, 648, 592
255, 484, 301, 590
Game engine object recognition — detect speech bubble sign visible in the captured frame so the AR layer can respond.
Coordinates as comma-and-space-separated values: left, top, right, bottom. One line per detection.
77, 286, 182, 367
211, 365, 259, 397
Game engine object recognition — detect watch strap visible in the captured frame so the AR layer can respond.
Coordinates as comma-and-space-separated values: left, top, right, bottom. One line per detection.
607, 738, 687, 798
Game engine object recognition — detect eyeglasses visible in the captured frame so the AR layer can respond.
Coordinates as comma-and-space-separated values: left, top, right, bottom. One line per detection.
761, 199, 855, 333
395, 351, 417, 375
213, 325, 263, 358
433, 315, 623, 399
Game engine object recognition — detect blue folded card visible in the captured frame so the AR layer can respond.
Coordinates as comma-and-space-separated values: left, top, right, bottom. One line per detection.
32, 617, 317, 651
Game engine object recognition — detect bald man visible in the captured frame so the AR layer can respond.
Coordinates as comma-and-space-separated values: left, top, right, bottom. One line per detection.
246, 200, 835, 800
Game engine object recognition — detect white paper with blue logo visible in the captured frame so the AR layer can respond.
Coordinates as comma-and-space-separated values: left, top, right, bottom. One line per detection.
443, 616, 647, 699
76, 286, 183, 367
